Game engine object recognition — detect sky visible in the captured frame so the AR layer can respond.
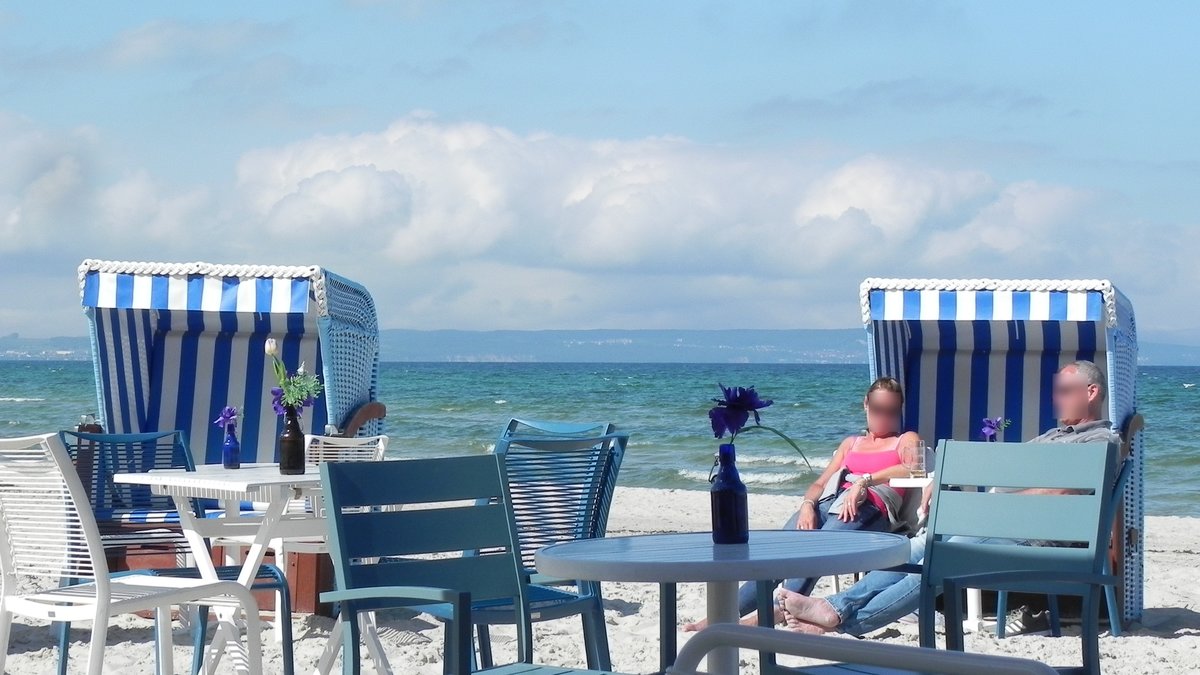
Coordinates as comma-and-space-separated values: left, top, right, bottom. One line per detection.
1, 1, 1197, 341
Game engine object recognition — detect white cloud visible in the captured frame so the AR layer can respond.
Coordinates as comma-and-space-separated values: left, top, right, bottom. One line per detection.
2, 110, 1192, 335
104, 19, 286, 67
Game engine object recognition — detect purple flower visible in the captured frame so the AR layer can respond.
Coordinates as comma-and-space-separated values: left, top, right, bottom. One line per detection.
709, 384, 773, 439
213, 406, 238, 429
981, 416, 1008, 441
271, 387, 286, 415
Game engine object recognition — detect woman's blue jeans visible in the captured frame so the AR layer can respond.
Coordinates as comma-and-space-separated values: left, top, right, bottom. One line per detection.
734, 494, 891, 617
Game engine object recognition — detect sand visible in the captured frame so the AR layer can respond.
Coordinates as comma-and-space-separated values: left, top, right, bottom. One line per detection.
9, 487, 1199, 674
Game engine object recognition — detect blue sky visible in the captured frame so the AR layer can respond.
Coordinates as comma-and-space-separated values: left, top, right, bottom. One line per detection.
1, 1, 1197, 341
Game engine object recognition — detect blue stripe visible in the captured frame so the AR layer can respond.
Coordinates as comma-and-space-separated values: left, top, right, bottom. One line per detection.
115, 274, 134, 308
204, 312, 238, 464
1012, 292, 1031, 320
938, 292, 956, 319
904, 320, 922, 435
151, 276, 170, 309
82, 272, 100, 307
146, 311, 171, 432
256, 278, 274, 313
902, 291, 921, 320
1086, 292, 1103, 321
109, 310, 133, 433
93, 310, 117, 433
138, 309, 154, 429
221, 277, 240, 312
1039, 322, 1062, 436
290, 279, 309, 313
186, 275, 205, 311
1049, 292, 1068, 321
241, 313, 276, 456
934, 322, 956, 442
125, 310, 146, 431
1003, 323, 1024, 440
968, 321, 992, 442
171, 312, 204, 449
976, 291, 994, 321
869, 290, 885, 320
1076, 321, 1098, 364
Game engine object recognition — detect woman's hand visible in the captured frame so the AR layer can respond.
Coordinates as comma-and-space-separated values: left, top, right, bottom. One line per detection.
797, 501, 818, 530
840, 481, 867, 522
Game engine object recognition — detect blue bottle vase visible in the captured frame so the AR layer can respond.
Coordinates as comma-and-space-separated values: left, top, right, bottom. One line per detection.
222, 425, 241, 469
710, 443, 749, 544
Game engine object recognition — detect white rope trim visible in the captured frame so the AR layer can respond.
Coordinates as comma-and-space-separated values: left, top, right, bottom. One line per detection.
859, 278, 1118, 326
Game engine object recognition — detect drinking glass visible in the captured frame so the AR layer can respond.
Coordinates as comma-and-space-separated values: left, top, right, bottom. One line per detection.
901, 439, 927, 478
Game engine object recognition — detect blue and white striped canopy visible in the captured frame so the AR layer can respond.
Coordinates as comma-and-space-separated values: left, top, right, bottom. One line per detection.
860, 277, 1143, 622
80, 260, 381, 467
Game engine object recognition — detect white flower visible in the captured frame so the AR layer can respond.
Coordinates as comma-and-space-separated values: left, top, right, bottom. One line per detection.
297, 361, 306, 375
264, 338, 279, 357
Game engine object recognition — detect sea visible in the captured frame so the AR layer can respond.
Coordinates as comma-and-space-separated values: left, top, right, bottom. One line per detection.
2, 361, 1197, 517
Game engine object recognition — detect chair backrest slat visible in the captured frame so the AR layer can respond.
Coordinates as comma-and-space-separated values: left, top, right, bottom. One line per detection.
924, 439, 1116, 588
322, 454, 528, 607
58, 430, 193, 515
495, 426, 627, 571
0, 434, 108, 583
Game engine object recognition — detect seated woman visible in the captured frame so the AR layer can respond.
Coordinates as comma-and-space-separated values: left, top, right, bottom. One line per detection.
685, 376, 917, 630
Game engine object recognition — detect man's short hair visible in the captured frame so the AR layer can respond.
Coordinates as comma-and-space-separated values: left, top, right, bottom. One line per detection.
1067, 360, 1107, 401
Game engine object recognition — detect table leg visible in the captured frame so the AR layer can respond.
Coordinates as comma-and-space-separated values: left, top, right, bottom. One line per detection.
705, 580, 740, 674
659, 582, 677, 674
966, 588, 985, 634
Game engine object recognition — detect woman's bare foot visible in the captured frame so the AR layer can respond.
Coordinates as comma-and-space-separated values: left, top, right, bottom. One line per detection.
786, 619, 830, 635
682, 609, 783, 632
682, 618, 707, 632
779, 589, 841, 629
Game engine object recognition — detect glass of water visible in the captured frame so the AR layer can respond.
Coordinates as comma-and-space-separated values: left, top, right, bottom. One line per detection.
901, 439, 927, 478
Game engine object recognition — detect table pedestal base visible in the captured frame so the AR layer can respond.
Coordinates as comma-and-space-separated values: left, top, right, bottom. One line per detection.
705, 580, 740, 674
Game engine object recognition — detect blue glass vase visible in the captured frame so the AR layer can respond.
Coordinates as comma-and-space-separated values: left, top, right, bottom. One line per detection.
222, 425, 241, 469
710, 443, 749, 544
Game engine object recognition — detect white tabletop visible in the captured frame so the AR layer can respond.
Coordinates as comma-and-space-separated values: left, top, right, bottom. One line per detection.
535, 530, 909, 584
113, 462, 322, 500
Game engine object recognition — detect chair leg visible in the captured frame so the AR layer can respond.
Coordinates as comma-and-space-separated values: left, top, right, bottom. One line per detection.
996, 591, 1009, 639
0, 609, 13, 675
659, 582, 677, 674
1105, 582, 1122, 636
86, 609, 108, 675
1081, 587, 1101, 675
55, 619, 71, 675
1048, 595, 1062, 637
278, 581, 295, 675
581, 601, 612, 670
191, 605, 210, 675
943, 581, 965, 652
343, 607, 361, 675
155, 606, 173, 675
475, 624, 494, 669
918, 585, 937, 649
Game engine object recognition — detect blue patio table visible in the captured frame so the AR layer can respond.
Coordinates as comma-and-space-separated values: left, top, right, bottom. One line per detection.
536, 530, 908, 675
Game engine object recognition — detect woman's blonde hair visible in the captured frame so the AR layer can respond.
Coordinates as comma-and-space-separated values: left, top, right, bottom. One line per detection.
866, 376, 904, 405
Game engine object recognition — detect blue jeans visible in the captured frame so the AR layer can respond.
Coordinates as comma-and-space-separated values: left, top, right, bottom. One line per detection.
826, 534, 1024, 636
735, 494, 891, 617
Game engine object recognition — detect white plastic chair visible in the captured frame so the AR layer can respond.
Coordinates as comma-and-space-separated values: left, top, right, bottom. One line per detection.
0, 434, 263, 675
667, 624, 1056, 675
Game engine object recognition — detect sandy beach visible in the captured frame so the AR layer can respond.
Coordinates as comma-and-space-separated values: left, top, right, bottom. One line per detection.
10, 486, 1198, 674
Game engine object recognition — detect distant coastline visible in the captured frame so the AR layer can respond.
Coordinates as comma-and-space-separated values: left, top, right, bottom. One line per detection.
4, 329, 1199, 365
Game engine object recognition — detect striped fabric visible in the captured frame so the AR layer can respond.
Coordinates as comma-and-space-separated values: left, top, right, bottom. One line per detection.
82, 270, 310, 314
80, 261, 380, 470
860, 278, 1143, 623
87, 306, 328, 465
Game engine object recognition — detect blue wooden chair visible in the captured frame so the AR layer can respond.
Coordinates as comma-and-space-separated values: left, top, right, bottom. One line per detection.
57, 430, 294, 675
918, 439, 1122, 675
320, 454, 625, 675
994, 414, 1143, 639
468, 423, 626, 670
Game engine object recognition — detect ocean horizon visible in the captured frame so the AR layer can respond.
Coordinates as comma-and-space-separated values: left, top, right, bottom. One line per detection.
2, 360, 1196, 518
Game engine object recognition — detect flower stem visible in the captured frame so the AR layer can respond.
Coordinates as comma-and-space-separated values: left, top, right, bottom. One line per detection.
734, 424, 813, 471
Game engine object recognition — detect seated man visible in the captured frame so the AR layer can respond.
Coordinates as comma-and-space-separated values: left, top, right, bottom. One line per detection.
778, 359, 1118, 636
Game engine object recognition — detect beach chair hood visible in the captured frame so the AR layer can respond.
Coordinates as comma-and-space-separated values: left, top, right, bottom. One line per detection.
79, 259, 383, 466
859, 277, 1142, 623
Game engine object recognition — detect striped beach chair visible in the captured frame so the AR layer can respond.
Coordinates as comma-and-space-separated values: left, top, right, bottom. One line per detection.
78, 260, 385, 467
858, 278, 1143, 626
